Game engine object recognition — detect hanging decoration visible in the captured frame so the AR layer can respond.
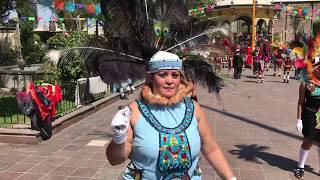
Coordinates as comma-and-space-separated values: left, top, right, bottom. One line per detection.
12, 16, 97, 22
54, 0, 64, 10
86, 4, 95, 14
275, 3, 320, 20
188, 4, 215, 17
65, 2, 76, 13
53, 0, 101, 15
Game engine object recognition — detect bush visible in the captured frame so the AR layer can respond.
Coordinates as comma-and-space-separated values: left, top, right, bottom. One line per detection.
46, 31, 91, 49
273, 32, 281, 43
44, 31, 94, 100
25, 34, 46, 64
0, 48, 18, 65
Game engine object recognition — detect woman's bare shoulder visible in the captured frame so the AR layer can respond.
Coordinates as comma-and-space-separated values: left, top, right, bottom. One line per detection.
192, 99, 204, 121
128, 101, 141, 128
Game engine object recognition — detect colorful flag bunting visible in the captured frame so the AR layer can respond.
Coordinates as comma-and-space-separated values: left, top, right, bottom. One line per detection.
54, 0, 64, 10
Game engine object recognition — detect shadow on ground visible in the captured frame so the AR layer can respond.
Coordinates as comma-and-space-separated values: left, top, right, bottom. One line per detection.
242, 80, 258, 83
200, 104, 302, 141
265, 80, 285, 84
229, 144, 318, 176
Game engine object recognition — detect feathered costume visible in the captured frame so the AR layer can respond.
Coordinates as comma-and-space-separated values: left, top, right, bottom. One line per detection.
291, 32, 320, 142
58, 0, 229, 102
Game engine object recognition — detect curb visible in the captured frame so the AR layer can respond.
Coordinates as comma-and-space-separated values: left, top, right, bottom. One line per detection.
0, 81, 144, 144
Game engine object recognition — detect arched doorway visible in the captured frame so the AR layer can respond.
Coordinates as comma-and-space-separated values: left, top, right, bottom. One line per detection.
257, 19, 271, 41
257, 19, 267, 34
232, 16, 252, 48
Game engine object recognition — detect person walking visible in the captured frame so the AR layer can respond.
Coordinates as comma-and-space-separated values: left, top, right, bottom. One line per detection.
294, 63, 320, 179
252, 46, 260, 79
106, 51, 236, 180
233, 46, 243, 79
283, 55, 292, 83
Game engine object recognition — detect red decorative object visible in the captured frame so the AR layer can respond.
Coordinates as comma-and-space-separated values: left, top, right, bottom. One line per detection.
182, 153, 187, 159
179, 134, 184, 141
86, 4, 95, 14
54, 0, 64, 10
163, 136, 167, 142
164, 154, 169, 160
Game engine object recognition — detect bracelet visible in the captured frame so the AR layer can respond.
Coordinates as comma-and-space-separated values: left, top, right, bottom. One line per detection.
229, 177, 237, 180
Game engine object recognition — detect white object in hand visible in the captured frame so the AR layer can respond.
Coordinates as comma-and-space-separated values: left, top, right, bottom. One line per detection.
296, 119, 303, 136
111, 106, 131, 144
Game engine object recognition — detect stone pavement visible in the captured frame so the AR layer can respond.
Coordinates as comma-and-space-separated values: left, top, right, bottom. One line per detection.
0, 69, 319, 180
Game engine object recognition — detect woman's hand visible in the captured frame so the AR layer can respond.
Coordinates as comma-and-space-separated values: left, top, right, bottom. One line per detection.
111, 106, 131, 144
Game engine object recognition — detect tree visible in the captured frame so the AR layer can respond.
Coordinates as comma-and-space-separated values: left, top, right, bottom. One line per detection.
289, 15, 304, 40
15, 1, 43, 64
0, 0, 15, 26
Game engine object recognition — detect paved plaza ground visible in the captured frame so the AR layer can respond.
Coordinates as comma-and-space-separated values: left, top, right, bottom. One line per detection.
0, 69, 319, 180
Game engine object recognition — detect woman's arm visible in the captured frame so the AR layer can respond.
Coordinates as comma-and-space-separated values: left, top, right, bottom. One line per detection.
194, 101, 235, 179
106, 102, 140, 165
297, 82, 306, 119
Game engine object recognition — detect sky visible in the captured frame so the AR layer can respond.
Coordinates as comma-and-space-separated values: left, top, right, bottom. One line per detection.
37, 4, 53, 29
8, 4, 53, 28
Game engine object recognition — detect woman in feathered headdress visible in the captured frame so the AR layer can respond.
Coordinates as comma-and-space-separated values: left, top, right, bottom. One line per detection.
106, 51, 237, 180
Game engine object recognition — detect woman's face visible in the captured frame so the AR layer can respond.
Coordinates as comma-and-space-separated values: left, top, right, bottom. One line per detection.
152, 70, 181, 98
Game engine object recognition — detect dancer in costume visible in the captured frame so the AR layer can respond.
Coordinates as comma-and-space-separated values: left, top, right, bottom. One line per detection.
294, 34, 320, 179
253, 47, 265, 83
233, 45, 243, 79
274, 48, 283, 77
283, 55, 293, 83
252, 47, 260, 78
106, 51, 236, 180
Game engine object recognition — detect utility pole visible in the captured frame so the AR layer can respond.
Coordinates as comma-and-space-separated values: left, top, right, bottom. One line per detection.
251, 0, 256, 68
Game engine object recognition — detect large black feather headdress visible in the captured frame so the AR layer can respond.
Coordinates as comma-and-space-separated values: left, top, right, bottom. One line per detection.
58, 27, 228, 94
57, 0, 230, 94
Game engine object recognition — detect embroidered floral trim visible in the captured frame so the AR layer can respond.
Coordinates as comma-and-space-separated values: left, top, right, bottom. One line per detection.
136, 98, 194, 177
158, 133, 192, 172
136, 97, 194, 134
163, 171, 190, 180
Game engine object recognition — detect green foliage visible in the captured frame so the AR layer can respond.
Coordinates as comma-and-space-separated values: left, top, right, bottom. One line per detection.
25, 34, 46, 64
46, 31, 92, 82
273, 32, 281, 43
47, 31, 91, 48
0, 0, 15, 26
45, 31, 93, 99
15, 1, 43, 65
0, 48, 18, 65
46, 32, 92, 75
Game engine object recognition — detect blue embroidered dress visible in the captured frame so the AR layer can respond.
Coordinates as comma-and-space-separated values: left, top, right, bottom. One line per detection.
123, 97, 202, 180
